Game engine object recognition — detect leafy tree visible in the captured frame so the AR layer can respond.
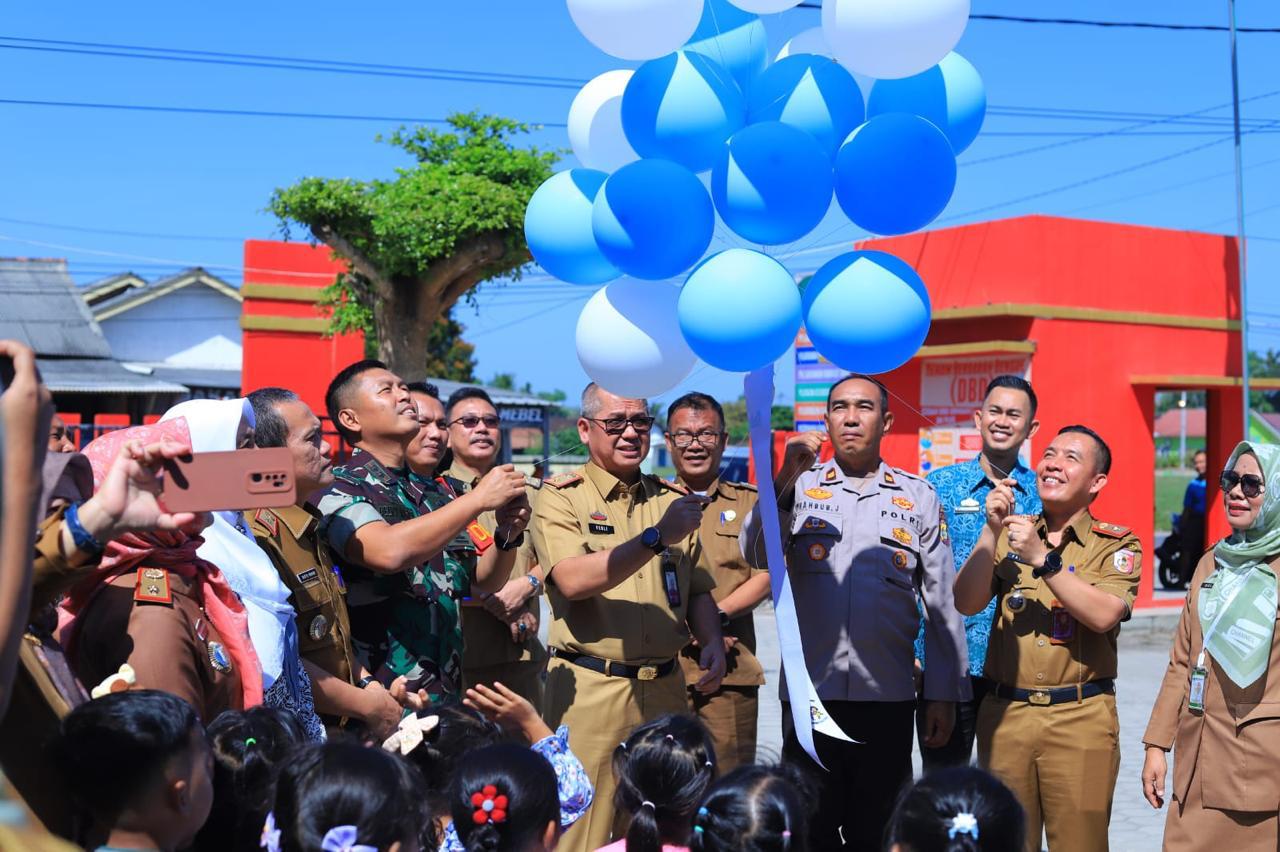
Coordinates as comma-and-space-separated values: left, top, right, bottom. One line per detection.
490, 373, 516, 391
1249, 349, 1280, 412
720, 397, 795, 443
270, 112, 558, 375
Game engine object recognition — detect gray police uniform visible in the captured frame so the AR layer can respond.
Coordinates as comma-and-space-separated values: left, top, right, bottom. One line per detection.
741, 458, 970, 852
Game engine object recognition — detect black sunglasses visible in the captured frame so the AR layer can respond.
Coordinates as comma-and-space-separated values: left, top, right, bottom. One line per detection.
587, 416, 655, 435
1221, 470, 1266, 499
450, 414, 500, 430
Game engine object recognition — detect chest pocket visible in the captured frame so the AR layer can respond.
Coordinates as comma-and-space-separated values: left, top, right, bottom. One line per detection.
287, 564, 336, 613
877, 518, 921, 584
790, 513, 842, 574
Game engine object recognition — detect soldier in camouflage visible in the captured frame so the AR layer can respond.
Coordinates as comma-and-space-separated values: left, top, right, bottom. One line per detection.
313, 361, 529, 703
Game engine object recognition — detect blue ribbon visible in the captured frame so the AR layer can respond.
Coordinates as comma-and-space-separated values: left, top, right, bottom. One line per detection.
745, 365, 852, 768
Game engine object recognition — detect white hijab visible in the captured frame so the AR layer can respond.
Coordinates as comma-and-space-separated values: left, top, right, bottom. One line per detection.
160, 398, 295, 687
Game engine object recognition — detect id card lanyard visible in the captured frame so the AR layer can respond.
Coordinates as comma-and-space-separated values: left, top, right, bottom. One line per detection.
1190, 575, 1246, 713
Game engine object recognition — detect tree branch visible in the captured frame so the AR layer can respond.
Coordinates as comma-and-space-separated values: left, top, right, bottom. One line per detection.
313, 224, 394, 298
423, 232, 517, 310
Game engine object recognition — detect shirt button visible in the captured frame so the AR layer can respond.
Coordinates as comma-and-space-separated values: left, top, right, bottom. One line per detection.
1037, 639, 1046, 647
1036, 673, 1044, 681
637, 572, 644, 579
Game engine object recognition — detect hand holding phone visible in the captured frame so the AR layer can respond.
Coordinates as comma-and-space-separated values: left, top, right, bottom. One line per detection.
160, 448, 296, 513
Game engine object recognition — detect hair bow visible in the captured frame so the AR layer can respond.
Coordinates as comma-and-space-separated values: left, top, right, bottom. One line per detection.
259, 811, 281, 852
471, 784, 509, 825
948, 812, 979, 841
320, 825, 377, 852
380, 713, 439, 756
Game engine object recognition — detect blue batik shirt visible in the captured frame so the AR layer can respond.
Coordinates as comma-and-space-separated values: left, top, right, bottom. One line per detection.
915, 457, 1041, 676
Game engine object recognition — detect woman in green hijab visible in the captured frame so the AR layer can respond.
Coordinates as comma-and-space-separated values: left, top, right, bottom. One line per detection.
1141, 441, 1280, 849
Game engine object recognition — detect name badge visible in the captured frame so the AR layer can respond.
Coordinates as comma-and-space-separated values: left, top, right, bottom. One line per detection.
662, 560, 681, 608
1189, 666, 1207, 713
1050, 602, 1076, 644
588, 522, 614, 535
297, 568, 320, 585
956, 498, 981, 514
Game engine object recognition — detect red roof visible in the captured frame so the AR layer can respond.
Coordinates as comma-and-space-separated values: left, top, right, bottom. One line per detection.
1153, 407, 1206, 438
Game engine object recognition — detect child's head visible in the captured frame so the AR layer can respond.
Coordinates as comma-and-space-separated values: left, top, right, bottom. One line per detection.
689, 765, 813, 852
53, 690, 213, 851
450, 744, 560, 852
612, 714, 717, 852
192, 706, 307, 851
885, 767, 1025, 852
271, 741, 430, 852
388, 702, 506, 815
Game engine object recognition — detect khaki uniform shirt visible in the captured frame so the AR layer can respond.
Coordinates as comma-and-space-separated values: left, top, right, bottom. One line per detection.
531, 461, 716, 664
251, 504, 359, 688
678, 477, 766, 687
741, 458, 970, 703
444, 464, 547, 669
985, 510, 1143, 689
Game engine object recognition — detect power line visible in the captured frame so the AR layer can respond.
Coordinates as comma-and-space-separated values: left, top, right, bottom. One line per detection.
0, 215, 247, 243
793, 4, 1280, 32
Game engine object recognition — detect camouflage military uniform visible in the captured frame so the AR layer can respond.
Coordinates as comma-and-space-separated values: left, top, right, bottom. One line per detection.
315, 449, 484, 703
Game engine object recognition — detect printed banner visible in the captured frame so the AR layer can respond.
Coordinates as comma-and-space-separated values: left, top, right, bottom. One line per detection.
919, 354, 1031, 423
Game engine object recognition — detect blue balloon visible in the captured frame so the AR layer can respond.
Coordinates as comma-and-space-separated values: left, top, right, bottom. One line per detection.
592, 159, 714, 280
622, 51, 746, 173
685, 0, 768, 96
834, 114, 956, 235
711, 121, 833, 245
679, 249, 801, 372
867, 52, 986, 154
802, 250, 931, 374
524, 170, 620, 285
748, 55, 865, 160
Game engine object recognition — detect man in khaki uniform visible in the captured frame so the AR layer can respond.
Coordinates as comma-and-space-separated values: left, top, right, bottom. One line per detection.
665, 392, 769, 771
247, 388, 403, 740
955, 425, 1143, 852
531, 383, 727, 852
443, 387, 547, 709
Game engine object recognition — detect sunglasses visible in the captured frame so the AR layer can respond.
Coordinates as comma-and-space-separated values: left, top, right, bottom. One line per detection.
587, 416, 656, 436
450, 414, 500, 430
1221, 470, 1266, 499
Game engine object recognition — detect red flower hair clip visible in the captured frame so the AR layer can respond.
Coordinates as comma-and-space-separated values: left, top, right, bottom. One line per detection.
471, 785, 509, 825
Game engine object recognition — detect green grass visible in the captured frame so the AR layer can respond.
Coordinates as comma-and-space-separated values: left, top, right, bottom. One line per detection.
1155, 470, 1194, 532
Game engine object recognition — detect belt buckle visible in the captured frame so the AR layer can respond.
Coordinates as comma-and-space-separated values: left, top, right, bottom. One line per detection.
1028, 690, 1051, 706
637, 665, 658, 681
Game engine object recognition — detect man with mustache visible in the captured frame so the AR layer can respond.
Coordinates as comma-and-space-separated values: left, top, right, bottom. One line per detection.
440, 387, 547, 710
744, 372, 970, 852
955, 425, 1142, 852
314, 362, 528, 704
530, 382, 726, 852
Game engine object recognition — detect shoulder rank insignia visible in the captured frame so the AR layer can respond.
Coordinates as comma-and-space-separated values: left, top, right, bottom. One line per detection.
823, 467, 839, 483
254, 508, 279, 538
1092, 521, 1131, 539
544, 472, 583, 489
658, 477, 689, 495
134, 567, 173, 606
467, 521, 494, 553
883, 470, 896, 485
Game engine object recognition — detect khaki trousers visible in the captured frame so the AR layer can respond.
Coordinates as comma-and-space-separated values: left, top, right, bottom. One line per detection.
689, 685, 759, 772
543, 657, 689, 852
977, 692, 1120, 852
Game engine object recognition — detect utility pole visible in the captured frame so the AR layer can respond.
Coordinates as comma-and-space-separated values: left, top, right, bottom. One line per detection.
1228, 0, 1250, 437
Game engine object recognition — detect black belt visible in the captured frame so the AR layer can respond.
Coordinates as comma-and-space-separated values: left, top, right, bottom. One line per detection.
991, 678, 1115, 706
551, 648, 677, 681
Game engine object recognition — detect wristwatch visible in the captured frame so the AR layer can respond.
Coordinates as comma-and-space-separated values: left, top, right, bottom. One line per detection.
526, 574, 542, 593
1033, 549, 1064, 579
358, 675, 377, 689
496, 530, 525, 551
640, 526, 666, 555
718, 609, 731, 629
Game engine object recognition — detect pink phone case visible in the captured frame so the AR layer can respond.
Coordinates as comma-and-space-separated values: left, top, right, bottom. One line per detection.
160, 448, 297, 513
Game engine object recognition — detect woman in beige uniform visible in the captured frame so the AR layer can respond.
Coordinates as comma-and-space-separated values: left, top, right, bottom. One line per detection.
1143, 441, 1280, 849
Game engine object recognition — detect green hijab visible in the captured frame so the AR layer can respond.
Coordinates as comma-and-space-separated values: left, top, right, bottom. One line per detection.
1200, 441, 1280, 687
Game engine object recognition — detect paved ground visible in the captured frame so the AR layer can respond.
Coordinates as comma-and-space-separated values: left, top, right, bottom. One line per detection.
752, 603, 1177, 851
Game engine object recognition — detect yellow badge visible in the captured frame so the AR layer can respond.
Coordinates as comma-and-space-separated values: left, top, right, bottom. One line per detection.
808, 542, 828, 561
804, 488, 833, 501
892, 527, 913, 545
823, 467, 838, 483
892, 550, 909, 570
892, 496, 914, 510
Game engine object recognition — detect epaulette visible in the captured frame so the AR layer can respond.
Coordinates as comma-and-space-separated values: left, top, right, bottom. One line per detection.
1092, 521, 1132, 538
725, 480, 758, 492
524, 475, 543, 490
253, 508, 280, 539
888, 466, 927, 484
658, 477, 689, 495
134, 568, 173, 606
543, 472, 583, 489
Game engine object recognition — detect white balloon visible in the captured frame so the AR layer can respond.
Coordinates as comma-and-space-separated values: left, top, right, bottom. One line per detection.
568, 70, 640, 172
776, 26, 833, 61
822, 0, 970, 80
567, 0, 704, 61
575, 279, 697, 398
728, 0, 803, 12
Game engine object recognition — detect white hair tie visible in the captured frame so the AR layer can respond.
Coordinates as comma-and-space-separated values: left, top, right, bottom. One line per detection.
948, 812, 979, 840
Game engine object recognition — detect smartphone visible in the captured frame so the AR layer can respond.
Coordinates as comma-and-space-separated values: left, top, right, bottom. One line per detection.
160, 448, 296, 513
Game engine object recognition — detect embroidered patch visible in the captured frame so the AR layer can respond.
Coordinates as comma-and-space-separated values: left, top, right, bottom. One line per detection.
134, 568, 172, 605
823, 467, 838, 483
892, 496, 915, 510
939, 505, 950, 545
883, 471, 896, 485
892, 550, 909, 570
803, 487, 833, 501
467, 521, 494, 552
297, 568, 320, 585
1112, 549, 1136, 574
892, 527, 913, 545
590, 511, 608, 521
1092, 521, 1130, 538
808, 542, 828, 561
254, 508, 279, 537
588, 522, 615, 535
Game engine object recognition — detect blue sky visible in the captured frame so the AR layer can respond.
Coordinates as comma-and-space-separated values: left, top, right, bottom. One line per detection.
2, 1, 1278, 408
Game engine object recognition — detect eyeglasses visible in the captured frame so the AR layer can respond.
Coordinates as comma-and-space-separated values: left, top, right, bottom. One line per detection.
1221, 470, 1266, 499
667, 430, 726, 448
587, 416, 655, 435
450, 414, 500, 430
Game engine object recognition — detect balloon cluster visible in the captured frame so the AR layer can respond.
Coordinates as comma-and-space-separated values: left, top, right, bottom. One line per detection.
526, 0, 987, 397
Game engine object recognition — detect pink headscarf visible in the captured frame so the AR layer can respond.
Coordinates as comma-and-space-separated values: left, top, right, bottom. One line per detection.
58, 418, 264, 707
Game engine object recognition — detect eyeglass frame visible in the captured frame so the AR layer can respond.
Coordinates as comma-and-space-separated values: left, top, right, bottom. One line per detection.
585, 416, 656, 436
449, 414, 501, 430
1221, 470, 1266, 499
665, 429, 728, 448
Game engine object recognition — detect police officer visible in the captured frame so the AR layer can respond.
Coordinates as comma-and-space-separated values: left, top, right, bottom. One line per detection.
664, 392, 769, 771
954, 425, 1142, 852
442, 387, 547, 710
247, 388, 404, 739
531, 383, 726, 852
742, 373, 970, 852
